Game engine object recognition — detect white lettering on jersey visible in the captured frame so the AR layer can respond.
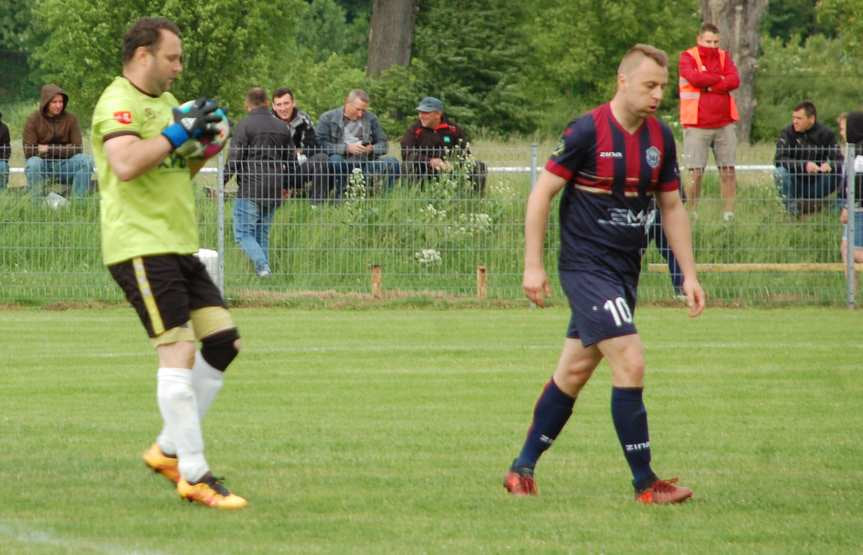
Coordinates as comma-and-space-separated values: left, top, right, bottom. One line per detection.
598, 208, 649, 227
599, 151, 623, 158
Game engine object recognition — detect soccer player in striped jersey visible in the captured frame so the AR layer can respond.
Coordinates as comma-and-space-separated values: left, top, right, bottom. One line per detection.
504, 44, 706, 504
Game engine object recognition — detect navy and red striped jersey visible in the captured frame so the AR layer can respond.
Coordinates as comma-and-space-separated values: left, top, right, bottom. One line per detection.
546, 103, 680, 275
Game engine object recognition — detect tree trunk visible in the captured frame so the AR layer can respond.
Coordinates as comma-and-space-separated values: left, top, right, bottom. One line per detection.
700, 0, 768, 144
367, 0, 417, 76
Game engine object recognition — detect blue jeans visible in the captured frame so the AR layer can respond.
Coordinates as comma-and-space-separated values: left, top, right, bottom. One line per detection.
327, 154, 401, 196
774, 166, 840, 215
233, 198, 277, 273
0, 160, 8, 189
25, 154, 94, 200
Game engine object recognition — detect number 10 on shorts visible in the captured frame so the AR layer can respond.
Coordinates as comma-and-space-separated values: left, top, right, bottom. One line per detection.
603, 297, 633, 327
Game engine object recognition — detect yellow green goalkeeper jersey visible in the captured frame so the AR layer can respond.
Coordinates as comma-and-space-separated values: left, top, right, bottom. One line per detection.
92, 76, 198, 265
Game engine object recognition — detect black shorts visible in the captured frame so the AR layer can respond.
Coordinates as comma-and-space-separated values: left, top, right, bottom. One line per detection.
108, 253, 225, 339
560, 267, 638, 347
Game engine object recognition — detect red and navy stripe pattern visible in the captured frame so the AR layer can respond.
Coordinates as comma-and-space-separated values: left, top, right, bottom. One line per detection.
545, 103, 681, 273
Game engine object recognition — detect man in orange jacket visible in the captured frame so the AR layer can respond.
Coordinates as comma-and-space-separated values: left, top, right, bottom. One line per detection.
678, 22, 740, 222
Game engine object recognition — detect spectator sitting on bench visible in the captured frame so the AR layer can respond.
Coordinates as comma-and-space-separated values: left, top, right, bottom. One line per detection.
774, 100, 841, 216
400, 96, 487, 193
23, 84, 94, 203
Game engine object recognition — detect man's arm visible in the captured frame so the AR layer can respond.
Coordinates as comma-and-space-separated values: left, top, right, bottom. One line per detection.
103, 134, 174, 182
679, 51, 722, 89
314, 112, 346, 156
710, 52, 740, 92
50, 115, 84, 158
657, 189, 705, 317
22, 114, 40, 159
369, 114, 389, 157
522, 170, 566, 307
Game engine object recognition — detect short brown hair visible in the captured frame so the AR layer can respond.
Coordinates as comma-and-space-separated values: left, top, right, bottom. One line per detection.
272, 87, 294, 101
618, 44, 668, 75
123, 17, 181, 64
794, 100, 817, 119
246, 87, 268, 107
699, 22, 720, 35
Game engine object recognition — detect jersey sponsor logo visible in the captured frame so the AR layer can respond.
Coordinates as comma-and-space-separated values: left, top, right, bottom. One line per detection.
598, 208, 649, 227
113, 111, 133, 124
599, 151, 623, 158
646, 146, 661, 168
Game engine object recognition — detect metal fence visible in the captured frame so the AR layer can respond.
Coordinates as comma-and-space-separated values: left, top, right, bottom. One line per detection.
0, 142, 859, 306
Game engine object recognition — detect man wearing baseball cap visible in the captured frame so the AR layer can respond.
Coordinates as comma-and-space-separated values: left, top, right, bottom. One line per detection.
400, 96, 486, 193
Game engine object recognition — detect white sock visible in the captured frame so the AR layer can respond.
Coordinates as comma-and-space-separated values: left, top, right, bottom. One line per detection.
191, 350, 225, 420
156, 352, 224, 456
156, 368, 209, 483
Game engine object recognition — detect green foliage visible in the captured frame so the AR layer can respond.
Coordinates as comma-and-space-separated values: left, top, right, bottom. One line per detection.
761, 0, 834, 43
752, 35, 862, 143
29, 0, 306, 122
409, 0, 539, 136
817, 0, 863, 51
297, 0, 368, 66
525, 0, 698, 135
0, 0, 33, 50
280, 52, 367, 120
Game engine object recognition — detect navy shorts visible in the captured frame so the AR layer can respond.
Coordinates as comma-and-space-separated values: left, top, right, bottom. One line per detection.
560, 267, 638, 347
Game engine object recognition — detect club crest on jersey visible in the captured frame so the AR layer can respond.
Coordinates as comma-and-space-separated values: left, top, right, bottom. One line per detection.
551, 138, 565, 157
113, 111, 133, 124
645, 146, 661, 168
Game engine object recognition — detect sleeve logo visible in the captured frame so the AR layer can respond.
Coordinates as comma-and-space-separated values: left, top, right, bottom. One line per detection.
113, 111, 133, 124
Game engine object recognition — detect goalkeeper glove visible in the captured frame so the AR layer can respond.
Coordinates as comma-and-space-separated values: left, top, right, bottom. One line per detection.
161, 97, 221, 150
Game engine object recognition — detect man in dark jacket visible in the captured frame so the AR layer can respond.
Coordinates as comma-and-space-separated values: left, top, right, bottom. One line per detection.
223, 87, 293, 277
0, 111, 9, 190
400, 96, 486, 193
23, 84, 94, 201
271, 87, 329, 200
774, 100, 842, 215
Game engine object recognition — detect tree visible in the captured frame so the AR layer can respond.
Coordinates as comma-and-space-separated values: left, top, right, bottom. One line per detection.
29, 0, 305, 123
366, 0, 416, 76
700, 0, 768, 144
526, 0, 697, 135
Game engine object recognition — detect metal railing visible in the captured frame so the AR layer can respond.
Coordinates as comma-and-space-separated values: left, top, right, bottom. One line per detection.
0, 143, 859, 306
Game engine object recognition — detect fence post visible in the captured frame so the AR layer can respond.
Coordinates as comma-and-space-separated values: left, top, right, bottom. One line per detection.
530, 143, 538, 190
216, 151, 226, 296
476, 265, 487, 300
371, 264, 382, 298
846, 143, 857, 309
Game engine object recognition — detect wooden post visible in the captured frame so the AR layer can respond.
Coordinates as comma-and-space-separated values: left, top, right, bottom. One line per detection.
371, 265, 382, 298
476, 265, 487, 300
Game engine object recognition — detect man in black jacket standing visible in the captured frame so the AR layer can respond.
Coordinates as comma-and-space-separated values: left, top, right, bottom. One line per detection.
223, 87, 293, 277
774, 100, 842, 215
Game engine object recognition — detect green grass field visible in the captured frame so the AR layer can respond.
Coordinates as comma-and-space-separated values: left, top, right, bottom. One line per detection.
2, 306, 862, 554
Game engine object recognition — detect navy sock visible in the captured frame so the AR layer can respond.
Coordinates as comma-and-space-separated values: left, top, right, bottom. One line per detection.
514, 379, 575, 469
611, 387, 657, 490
